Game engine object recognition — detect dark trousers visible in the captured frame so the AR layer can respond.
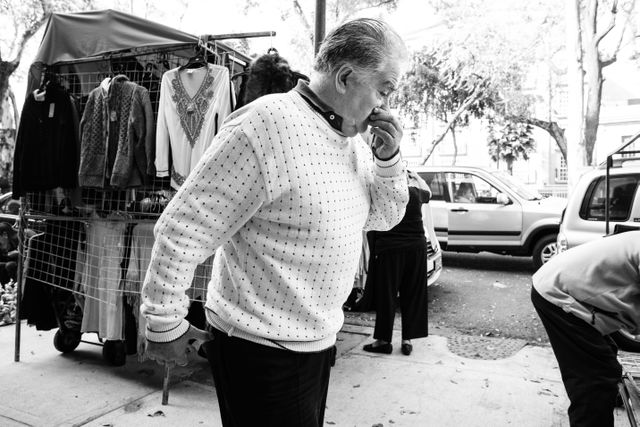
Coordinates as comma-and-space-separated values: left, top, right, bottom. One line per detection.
202, 327, 336, 427
531, 286, 621, 427
372, 247, 429, 342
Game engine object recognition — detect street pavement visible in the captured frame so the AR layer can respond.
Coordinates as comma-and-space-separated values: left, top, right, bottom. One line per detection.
0, 320, 631, 426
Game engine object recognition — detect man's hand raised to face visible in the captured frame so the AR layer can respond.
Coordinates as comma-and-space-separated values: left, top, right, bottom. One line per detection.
369, 106, 403, 160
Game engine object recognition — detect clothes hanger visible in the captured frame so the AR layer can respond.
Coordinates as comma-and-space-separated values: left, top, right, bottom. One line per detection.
180, 48, 207, 70
180, 37, 209, 70
34, 70, 53, 100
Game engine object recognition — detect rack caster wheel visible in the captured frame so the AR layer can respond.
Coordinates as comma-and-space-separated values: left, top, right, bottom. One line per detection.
53, 329, 81, 353
102, 340, 126, 366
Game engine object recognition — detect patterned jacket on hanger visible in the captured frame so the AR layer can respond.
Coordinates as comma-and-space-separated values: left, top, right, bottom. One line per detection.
78, 75, 155, 188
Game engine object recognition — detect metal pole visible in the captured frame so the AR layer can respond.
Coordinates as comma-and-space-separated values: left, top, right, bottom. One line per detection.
314, 0, 326, 55
14, 197, 24, 362
162, 363, 171, 405
605, 156, 611, 235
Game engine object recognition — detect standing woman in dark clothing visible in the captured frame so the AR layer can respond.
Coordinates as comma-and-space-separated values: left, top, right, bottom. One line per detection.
363, 170, 431, 356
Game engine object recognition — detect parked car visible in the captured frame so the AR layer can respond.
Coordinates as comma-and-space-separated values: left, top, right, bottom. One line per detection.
422, 199, 443, 286
555, 151, 640, 351
414, 166, 566, 269
557, 162, 640, 253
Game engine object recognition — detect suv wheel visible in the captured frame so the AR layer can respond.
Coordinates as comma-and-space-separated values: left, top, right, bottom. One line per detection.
532, 235, 558, 270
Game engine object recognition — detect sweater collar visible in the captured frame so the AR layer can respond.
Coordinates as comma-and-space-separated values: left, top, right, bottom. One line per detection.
293, 80, 343, 133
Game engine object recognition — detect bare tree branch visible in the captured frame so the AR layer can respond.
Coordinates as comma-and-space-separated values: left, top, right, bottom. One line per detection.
520, 116, 567, 161
595, 0, 618, 46
10, 0, 52, 67
292, 0, 314, 46
421, 85, 485, 164
600, 1, 629, 67
601, 56, 617, 67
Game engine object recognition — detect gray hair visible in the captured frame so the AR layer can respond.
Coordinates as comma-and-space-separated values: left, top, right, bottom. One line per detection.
313, 18, 407, 77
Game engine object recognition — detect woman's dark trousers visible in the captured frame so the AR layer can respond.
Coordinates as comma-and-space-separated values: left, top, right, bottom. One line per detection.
372, 246, 429, 342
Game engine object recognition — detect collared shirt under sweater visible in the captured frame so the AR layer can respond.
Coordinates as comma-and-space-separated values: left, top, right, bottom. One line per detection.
141, 89, 408, 352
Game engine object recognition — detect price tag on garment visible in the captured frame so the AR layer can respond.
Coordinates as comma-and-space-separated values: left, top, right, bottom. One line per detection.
110, 110, 117, 122
48, 103, 55, 118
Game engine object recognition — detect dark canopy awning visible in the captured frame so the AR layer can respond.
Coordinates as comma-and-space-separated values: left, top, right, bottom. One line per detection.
33, 9, 197, 65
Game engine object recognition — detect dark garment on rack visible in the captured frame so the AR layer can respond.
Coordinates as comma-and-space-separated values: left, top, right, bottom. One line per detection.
12, 82, 80, 199
20, 220, 83, 330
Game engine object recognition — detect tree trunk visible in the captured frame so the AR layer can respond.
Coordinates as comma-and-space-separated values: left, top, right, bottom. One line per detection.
583, 57, 603, 166
0, 61, 19, 126
9, 89, 19, 130
565, 0, 586, 190
293, 0, 315, 48
507, 158, 513, 175
451, 126, 457, 165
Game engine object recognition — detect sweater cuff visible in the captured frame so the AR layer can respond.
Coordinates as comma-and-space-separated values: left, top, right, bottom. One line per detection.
374, 150, 404, 178
145, 319, 190, 343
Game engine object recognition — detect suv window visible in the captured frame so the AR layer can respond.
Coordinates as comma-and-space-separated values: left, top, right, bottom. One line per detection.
418, 172, 449, 201
579, 175, 639, 221
449, 173, 501, 204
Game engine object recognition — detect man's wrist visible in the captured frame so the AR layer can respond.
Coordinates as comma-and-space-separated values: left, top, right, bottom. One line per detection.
145, 319, 190, 343
374, 147, 400, 161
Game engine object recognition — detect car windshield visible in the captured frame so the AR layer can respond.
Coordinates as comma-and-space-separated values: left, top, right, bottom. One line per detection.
491, 171, 544, 200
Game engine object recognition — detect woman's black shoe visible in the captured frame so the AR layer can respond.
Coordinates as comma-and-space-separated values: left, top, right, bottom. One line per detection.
401, 343, 413, 356
363, 342, 393, 354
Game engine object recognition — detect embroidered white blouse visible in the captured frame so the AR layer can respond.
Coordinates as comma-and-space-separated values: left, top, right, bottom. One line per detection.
155, 64, 232, 189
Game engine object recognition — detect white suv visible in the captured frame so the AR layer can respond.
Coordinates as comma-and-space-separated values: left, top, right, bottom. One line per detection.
414, 166, 567, 269
557, 163, 640, 252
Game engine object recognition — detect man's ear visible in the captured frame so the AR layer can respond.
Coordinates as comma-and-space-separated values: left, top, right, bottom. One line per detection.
335, 65, 353, 95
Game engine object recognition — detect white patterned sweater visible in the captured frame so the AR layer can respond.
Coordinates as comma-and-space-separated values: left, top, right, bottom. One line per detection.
141, 90, 408, 352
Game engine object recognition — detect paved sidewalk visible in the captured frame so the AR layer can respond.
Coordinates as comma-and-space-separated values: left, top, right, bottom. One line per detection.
0, 321, 626, 426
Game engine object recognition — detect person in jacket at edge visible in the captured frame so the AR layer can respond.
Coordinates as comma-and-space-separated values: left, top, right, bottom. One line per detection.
531, 230, 640, 427
140, 18, 409, 427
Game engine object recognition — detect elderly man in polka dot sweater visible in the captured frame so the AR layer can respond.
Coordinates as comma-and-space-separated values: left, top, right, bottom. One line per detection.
141, 18, 409, 427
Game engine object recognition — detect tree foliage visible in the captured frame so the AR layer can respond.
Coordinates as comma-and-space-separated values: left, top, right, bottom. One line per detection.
487, 120, 536, 174
571, 0, 636, 166
240, 0, 399, 72
0, 0, 94, 125
392, 45, 496, 163
424, 0, 569, 162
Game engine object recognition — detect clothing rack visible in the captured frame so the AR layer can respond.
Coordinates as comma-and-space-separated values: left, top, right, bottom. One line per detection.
13, 32, 270, 365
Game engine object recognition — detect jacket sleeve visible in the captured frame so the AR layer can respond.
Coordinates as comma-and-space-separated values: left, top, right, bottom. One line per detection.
130, 86, 155, 183
140, 123, 267, 342
77, 91, 96, 187
154, 73, 170, 178
12, 95, 33, 199
364, 151, 409, 232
